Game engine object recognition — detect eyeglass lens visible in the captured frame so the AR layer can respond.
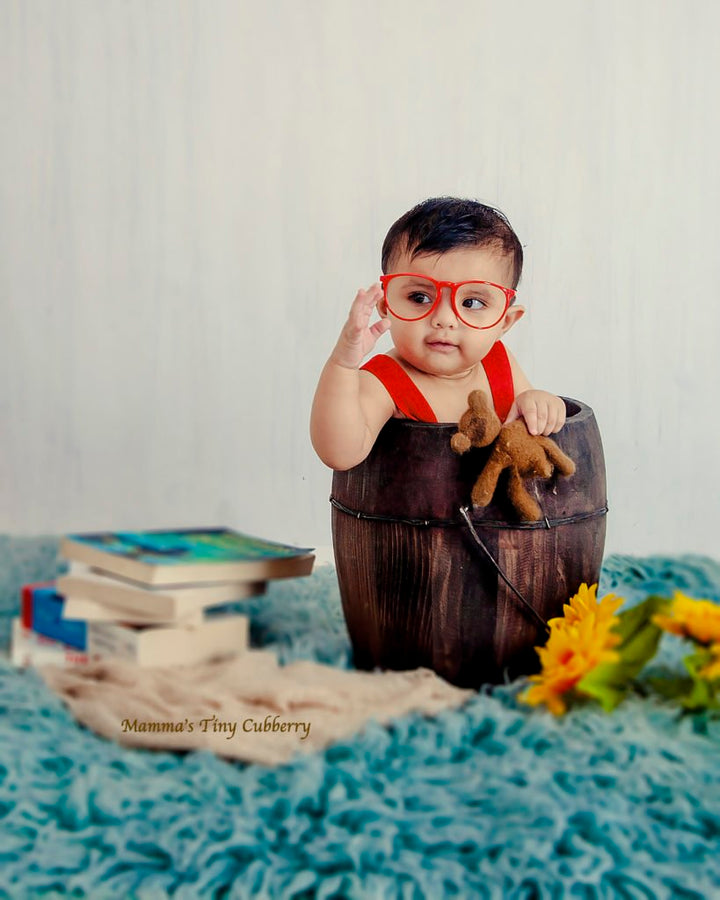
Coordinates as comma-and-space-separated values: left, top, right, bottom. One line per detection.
385, 276, 507, 327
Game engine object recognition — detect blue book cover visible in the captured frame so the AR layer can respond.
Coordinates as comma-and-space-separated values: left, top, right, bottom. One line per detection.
27, 584, 87, 650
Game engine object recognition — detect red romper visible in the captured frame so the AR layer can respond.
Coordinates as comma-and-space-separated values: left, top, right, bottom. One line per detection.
360, 340, 515, 423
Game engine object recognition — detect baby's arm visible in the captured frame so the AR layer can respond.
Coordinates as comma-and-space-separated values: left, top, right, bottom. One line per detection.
504, 348, 567, 435
310, 284, 395, 470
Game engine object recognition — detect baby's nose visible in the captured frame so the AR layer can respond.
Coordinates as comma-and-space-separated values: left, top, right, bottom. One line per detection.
430, 289, 458, 327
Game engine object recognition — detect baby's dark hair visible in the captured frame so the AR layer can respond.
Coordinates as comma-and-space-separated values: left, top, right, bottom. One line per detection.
381, 197, 523, 288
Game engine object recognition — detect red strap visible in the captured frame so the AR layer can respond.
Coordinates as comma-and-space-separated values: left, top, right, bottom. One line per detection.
360, 356, 438, 422
362, 344, 515, 423
481, 341, 515, 422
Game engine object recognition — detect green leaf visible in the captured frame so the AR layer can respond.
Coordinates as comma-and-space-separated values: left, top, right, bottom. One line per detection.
680, 650, 720, 710
647, 653, 720, 711
576, 595, 666, 712
684, 648, 713, 677
613, 595, 668, 665
575, 671, 626, 712
646, 673, 695, 701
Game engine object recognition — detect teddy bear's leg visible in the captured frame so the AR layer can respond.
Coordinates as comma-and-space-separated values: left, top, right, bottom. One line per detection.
471, 455, 507, 507
536, 437, 576, 477
507, 467, 543, 521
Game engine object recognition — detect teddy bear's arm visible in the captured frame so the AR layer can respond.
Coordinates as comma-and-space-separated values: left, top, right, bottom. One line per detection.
450, 432, 472, 455
471, 451, 508, 508
536, 437, 576, 477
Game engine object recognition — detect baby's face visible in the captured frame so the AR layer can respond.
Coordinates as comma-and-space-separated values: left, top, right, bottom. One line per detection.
379, 245, 524, 378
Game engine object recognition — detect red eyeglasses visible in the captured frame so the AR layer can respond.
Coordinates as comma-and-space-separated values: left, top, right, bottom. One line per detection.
380, 273, 515, 329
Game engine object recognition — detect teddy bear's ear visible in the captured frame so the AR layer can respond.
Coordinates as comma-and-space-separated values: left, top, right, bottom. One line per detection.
468, 390, 492, 415
464, 390, 502, 446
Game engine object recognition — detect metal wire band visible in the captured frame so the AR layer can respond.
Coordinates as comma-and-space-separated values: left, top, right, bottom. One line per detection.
330, 496, 608, 530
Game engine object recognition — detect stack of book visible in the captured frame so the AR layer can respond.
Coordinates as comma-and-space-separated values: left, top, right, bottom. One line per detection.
12, 527, 314, 668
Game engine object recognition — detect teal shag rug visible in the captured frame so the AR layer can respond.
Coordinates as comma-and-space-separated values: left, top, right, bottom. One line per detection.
0, 536, 719, 900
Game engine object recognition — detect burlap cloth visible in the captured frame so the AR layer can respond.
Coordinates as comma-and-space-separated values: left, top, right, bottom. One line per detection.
38, 651, 474, 765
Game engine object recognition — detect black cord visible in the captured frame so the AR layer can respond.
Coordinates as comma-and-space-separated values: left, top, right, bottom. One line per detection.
458, 506, 550, 634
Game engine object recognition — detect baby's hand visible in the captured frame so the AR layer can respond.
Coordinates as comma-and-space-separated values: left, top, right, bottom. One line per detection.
504, 390, 566, 436
330, 284, 391, 369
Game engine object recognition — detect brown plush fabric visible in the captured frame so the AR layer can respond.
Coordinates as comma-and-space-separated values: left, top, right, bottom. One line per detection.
38, 651, 474, 765
451, 390, 576, 520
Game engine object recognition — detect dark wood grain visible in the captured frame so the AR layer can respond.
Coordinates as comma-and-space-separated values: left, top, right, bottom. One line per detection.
331, 398, 607, 689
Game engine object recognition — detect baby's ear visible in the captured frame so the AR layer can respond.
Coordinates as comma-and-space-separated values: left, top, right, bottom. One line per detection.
376, 296, 390, 318
499, 304, 525, 334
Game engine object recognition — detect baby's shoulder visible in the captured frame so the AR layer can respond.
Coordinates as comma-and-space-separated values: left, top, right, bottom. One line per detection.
358, 359, 397, 413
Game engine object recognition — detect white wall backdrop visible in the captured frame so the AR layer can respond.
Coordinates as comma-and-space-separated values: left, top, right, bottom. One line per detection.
2, 0, 719, 557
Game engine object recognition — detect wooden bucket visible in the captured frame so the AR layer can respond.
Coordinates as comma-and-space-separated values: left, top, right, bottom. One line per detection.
331, 398, 607, 689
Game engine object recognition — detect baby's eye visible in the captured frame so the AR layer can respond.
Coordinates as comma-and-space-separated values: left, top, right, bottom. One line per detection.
407, 291, 434, 306
460, 295, 488, 310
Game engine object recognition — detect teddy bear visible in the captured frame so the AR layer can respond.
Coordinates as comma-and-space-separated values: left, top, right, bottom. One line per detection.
450, 390, 576, 521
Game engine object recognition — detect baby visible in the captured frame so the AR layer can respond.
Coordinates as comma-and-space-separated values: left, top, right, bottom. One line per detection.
311, 197, 566, 471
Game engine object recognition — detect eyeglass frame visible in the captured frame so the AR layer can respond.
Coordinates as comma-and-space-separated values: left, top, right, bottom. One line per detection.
379, 272, 517, 330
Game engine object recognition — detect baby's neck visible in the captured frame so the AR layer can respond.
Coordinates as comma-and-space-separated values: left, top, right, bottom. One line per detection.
393, 352, 479, 385
388, 350, 492, 424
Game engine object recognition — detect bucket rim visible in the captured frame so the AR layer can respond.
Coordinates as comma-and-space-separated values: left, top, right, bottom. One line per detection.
378, 397, 593, 432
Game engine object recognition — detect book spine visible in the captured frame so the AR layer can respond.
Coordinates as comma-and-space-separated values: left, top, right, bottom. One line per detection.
21, 584, 34, 629
25, 583, 87, 650
87, 622, 142, 663
20, 580, 55, 630
10, 621, 90, 668
61, 595, 204, 626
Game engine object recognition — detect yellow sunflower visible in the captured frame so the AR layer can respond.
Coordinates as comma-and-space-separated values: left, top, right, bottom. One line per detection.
549, 583, 623, 633
520, 586, 622, 715
652, 591, 720, 646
